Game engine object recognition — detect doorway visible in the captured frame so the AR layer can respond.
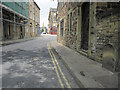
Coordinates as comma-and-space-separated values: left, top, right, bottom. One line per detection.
20, 25, 23, 39
81, 2, 90, 50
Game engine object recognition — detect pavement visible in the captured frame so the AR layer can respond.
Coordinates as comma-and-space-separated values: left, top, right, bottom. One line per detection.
0, 37, 35, 46
50, 41, 119, 88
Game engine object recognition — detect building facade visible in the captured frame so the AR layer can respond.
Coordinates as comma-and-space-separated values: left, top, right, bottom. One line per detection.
0, 1, 28, 41
40, 23, 48, 34
57, 2, 120, 72
28, 0, 40, 37
0, 0, 40, 41
48, 8, 57, 34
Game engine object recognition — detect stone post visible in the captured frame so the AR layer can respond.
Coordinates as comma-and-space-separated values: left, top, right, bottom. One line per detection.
88, 2, 97, 59
76, 6, 82, 52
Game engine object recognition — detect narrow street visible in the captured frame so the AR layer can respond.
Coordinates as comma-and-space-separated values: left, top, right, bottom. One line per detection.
0, 1, 119, 89
2, 35, 79, 88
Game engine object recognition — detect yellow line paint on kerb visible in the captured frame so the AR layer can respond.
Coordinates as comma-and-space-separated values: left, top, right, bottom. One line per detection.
47, 43, 72, 90
47, 44, 65, 89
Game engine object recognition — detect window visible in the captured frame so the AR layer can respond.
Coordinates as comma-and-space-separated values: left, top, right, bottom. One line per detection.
29, 0, 32, 5
33, 25, 35, 32
0, 8, 1, 18
54, 17, 56, 21
30, 11, 32, 19
33, 14, 34, 20
26, 22, 29, 32
67, 14, 69, 34
53, 23, 56, 26
70, 12, 72, 34
60, 19, 64, 37
54, 13, 56, 16
57, 24, 59, 31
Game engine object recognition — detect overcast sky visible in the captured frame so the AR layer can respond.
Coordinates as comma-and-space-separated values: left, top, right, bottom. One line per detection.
34, 0, 58, 28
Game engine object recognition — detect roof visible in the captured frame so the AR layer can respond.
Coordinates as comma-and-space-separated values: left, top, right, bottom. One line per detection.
50, 8, 57, 12
48, 8, 57, 20
34, 1, 40, 10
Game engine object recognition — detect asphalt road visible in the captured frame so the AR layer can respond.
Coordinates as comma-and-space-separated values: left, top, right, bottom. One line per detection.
1, 34, 79, 88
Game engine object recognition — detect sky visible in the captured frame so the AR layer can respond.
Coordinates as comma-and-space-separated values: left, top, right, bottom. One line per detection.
34, 0, 58, 28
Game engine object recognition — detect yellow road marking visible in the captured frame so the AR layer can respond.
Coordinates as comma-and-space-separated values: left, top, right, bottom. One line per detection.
49, 45, 72, 89
47, 44, 65, 89
47, 43, 72, 89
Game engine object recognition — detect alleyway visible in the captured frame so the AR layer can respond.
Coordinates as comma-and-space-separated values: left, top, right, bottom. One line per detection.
1, 35, 79, 88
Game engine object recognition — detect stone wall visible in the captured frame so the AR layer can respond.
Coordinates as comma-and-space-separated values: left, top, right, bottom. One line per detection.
57, 3, 80, 50
91, 2, 120, 71
57, 2, 120, 71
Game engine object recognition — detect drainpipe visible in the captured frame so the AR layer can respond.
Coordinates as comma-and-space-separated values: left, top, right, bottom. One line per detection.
14, 2, 16, 40
0, 2, 3, 41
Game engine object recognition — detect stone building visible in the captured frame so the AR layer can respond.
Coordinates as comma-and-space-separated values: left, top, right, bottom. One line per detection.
57, 2, 120, 71
0, 1, 28, 41
48, 8, 57, 34
0, 0, 40, 41
28, 0, 40, 37
34, 2, 40, 36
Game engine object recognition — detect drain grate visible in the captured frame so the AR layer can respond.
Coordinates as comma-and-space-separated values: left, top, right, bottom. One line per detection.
80, 71, 85, 76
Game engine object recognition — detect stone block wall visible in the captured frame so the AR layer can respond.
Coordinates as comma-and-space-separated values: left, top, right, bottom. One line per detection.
88, 2, 96, 57
57, 2, 120, 71
94, 2, 120, 71
57, 3, 80, 51
67, 7, 78, 50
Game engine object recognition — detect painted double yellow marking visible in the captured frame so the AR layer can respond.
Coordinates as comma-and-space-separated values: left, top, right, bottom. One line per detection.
47, 43, 72, 89
47, 44, 64, 89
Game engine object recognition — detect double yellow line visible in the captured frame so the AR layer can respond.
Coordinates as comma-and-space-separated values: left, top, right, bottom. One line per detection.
47, 43, 72, 89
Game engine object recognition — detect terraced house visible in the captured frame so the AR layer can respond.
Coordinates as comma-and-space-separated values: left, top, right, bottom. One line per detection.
57, 2, 120, 71
29, 0, 40, 37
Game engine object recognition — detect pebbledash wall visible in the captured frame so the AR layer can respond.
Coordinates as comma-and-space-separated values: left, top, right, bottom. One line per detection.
57, 2, 120, 71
